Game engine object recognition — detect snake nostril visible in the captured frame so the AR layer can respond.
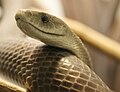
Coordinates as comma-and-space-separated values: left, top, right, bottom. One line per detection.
15, 16, 20, 21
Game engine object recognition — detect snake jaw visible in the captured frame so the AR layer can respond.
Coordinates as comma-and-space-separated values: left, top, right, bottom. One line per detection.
16, 18, 64, 37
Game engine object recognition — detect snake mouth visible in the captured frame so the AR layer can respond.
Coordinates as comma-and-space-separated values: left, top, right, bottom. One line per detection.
16, 18, 64, 37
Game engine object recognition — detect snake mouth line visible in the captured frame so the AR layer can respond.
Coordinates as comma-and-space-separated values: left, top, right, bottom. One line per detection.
16, 18, 64, 36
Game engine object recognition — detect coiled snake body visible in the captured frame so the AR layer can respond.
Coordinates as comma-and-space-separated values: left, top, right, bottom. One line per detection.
0, 10, 112, 92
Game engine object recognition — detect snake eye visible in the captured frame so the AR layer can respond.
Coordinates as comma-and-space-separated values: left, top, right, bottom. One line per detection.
41, 15, 49, 23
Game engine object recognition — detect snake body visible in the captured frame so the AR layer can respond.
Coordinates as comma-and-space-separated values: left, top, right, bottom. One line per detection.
0, 9, 112, 92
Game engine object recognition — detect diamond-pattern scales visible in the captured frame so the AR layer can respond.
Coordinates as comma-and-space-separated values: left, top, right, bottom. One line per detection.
0, 38, 112, 92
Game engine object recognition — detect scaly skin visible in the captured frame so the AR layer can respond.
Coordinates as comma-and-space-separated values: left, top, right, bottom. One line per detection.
0, 9, 113, 92
0, 38, 112, 92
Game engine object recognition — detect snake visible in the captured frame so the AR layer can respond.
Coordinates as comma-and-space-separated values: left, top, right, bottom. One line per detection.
0, 9, 113, 92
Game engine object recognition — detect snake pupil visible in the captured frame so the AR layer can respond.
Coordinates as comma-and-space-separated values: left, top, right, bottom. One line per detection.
41, 15, 49, 23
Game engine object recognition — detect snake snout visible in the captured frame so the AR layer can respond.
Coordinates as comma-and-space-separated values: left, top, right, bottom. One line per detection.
15, 10, 28, 21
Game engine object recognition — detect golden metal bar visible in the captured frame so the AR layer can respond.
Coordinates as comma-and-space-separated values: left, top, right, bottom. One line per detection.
65, 18, 120, 60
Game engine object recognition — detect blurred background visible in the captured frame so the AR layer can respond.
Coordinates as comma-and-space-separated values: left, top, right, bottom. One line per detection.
0, 0, 120, 91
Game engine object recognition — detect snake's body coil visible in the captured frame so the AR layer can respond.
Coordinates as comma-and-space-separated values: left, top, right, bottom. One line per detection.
0, 38, 111, 92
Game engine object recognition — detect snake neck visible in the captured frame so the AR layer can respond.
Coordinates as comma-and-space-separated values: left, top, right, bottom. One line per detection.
66, 32, 92, 68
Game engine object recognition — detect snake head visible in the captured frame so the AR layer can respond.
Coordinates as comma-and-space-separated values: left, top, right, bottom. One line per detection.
15, 9, 74, 49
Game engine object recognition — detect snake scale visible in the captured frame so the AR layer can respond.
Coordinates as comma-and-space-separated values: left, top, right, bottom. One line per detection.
0, 9, 112, 92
